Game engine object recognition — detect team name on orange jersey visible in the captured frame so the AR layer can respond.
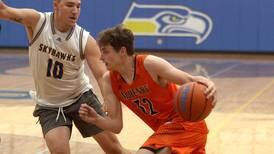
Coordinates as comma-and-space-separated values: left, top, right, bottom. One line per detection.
120, 84, 150, 99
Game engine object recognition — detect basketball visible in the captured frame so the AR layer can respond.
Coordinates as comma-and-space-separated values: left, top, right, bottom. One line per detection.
175, 82, 213, 122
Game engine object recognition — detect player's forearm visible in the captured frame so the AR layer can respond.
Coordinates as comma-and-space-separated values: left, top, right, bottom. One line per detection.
0, 3, 39, 29
180, 74, 208, 83
0, 5, 22, 23
192, 75, 210, 83
0, 0, 4, 7
175, 72, 195, 85
96, 78, 105, 97
93, 116, 123, 134
0, 1, 7, 19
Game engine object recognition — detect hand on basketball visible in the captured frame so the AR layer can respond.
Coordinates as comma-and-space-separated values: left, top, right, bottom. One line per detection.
79, 104, 100, 123
196, 77, 217, 107
197, 79, 216, 97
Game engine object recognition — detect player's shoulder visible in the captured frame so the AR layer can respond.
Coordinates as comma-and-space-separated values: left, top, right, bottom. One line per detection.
143, 54, 169, 76
74, 25, 92, 41
143, 54, 164, 63
143, 54, 166, 67
136, 54, 156, 65
42, 12, 52, 19
44, 12, 51, 15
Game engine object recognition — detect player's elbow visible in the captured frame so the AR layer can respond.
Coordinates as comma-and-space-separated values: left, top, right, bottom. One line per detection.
111, 123, 123, 134
112, 128, 122, 134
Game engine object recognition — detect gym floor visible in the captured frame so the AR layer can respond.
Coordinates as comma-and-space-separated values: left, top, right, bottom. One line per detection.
0, 49, 274, 154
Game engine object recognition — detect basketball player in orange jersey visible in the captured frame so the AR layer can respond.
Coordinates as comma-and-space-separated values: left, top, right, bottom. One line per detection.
0, 1, 130, 154
79, 25, 217, 154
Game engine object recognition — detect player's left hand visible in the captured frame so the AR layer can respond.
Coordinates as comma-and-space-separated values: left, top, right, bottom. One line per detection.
198, 78, 217, 108
79, 103, 100, 123
196, 76, 217, 99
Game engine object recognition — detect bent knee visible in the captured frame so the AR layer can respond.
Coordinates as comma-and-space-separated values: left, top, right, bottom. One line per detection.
158, 147, 171, 154
48, 147, 70, 154
104, 144, 124, 154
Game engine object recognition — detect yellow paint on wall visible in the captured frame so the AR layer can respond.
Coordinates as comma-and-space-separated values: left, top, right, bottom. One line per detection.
123, 20, 157, 33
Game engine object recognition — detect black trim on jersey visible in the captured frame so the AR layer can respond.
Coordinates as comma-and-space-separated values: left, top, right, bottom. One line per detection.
119, 55, 137, 83
51, 12, 75, 41
140, 146, 165, 153
66, 26, 75, 41
29, 13, 47, 46
50, 13, 55, 34
79, 28, 85, 60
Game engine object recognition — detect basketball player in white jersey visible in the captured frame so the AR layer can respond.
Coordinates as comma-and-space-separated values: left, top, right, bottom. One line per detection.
0, 0, 130, 153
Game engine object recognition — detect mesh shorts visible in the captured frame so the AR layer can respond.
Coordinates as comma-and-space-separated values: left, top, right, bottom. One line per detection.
33, 90, 105, 137
140, 116, 208, 154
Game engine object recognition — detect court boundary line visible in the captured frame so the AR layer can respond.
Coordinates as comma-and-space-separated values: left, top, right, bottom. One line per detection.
209, 79, 274, 139
210, 64, 239, 78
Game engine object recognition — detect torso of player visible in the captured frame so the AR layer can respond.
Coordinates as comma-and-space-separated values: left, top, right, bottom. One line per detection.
28, 12, 92, 106
110, 55, 178, 129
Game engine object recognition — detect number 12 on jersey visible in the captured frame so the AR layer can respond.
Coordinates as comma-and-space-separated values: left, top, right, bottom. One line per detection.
46, 58, 63, 79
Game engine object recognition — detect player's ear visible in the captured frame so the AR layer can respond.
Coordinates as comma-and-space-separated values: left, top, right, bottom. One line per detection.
120, 46, 127, 55
53, 0, 59, 10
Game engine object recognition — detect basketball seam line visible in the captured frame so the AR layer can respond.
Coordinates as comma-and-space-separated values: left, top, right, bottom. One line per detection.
197, 93, 208, 121
189, 83, 195, 121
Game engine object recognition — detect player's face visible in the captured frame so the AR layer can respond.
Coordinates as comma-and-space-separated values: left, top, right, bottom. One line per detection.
54, 0, 81, 28
100, 44, 122, 71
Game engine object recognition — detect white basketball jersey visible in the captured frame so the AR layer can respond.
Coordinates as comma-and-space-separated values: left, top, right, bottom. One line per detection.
29, 12, 93, 107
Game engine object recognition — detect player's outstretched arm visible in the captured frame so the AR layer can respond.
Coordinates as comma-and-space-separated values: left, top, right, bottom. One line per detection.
84, 36, 107, 94
144, 55, 217, 99
79, 72, 123, 134
0, 1, 40, 31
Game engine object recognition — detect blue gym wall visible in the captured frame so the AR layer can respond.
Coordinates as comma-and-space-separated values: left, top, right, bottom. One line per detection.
0, 0, 274, 53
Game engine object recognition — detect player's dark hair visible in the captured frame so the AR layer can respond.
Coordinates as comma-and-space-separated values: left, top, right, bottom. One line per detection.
98, 24, 134, 56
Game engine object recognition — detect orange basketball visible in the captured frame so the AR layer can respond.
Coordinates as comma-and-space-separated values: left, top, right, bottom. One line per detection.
175, 82, 213, 122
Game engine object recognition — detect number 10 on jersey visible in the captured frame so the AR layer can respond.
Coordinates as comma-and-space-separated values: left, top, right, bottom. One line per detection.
46, 58, 63, 79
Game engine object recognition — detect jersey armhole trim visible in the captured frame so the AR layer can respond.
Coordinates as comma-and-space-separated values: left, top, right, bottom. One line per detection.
29, 13, 47, 46
79, 28, 85, 60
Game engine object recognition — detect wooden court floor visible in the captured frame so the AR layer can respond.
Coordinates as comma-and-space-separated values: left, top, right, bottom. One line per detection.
0, 49, 274, 154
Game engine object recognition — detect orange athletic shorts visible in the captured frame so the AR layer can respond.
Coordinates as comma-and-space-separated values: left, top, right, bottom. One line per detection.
141, 116, 208, 154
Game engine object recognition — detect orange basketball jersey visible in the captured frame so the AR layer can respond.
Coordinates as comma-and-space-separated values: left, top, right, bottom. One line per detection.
110, 55, 177, 130
110, 55, 208, 134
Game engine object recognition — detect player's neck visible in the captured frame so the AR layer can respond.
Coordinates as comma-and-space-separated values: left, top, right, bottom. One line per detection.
54, 17, 72, 33
118, 56, 136, 84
